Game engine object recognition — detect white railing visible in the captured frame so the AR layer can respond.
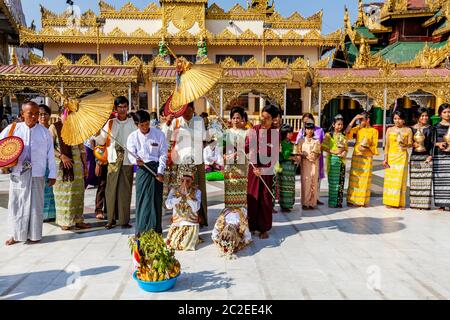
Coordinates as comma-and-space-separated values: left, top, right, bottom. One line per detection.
209, 115, 303, 131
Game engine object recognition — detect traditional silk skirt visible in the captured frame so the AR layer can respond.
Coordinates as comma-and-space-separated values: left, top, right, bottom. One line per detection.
383, 151, 408, 208
347, 155, 373, 206
166, 224, 199, 251
54, 149, 85, 227
224, 164, 248, 208
328, 155, 345, 207
43, 168, 56, 220
409, 154, 433, 209
279, 160, 296, 209
433, 154, 450, 208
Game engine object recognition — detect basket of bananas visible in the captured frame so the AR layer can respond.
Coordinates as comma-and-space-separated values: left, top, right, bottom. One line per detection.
129, 230, 181, 292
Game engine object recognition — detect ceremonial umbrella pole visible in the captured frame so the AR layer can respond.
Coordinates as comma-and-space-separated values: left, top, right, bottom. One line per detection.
99, 127, 158, 177
54, 90, 158, 177
204, 96, 275, 199
162, 44, 275, 198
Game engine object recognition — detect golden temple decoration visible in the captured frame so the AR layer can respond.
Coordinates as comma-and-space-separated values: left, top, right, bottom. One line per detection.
266, 57, 288, 68
75, 55, 96, 66
101, 55, 121, 66
355, 0, 365, 27
20, 23, 341, 47
243, 57, 261, 68
290, 57, 309, 69
402, 42, 450, 68
99, 0, 161, 19
130, 28, 151, 38
125, 56, 143, 66
240, 29, 259, 40
196, 56, 214, 64
353, 39, 391, 69
219, 57, 240, 68
29, 52, 47, 65
313, 56, 330, 68
282, 30, 302, 40
381, 0, 434, 21
107, 27, 127, 37
151, 55, 170, 67
52, 54, 72, 65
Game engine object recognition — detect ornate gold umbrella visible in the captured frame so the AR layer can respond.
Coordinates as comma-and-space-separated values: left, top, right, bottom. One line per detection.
61, 91, 114, 146
166, 57, 222, 115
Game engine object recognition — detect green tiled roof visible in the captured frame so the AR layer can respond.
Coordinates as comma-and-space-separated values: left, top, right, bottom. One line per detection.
378, 41, 447, 63
354, 26, 377, 39
345, 42, 359, 63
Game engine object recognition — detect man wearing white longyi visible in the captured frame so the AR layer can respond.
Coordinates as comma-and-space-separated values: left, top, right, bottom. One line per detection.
0, 101, 56, 246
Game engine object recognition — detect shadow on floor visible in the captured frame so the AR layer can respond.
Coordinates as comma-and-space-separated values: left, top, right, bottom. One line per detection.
246, 216, 406, 255
169, 270, 234, 293
0, 265, 120, 300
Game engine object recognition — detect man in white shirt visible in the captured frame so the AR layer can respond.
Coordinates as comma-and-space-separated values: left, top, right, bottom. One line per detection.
203, 139, 223, 173
127, 110, 168, 235
0, 102, 56, 246
95, 96, 137, 229
161, 103, 209, 227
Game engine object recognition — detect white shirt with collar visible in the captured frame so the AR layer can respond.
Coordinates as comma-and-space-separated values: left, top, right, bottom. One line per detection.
0, 122, 56, 179
126, 127, 168, 175
95, 117, 137, 165
160, 116, 208, 165
203, 144, 223, 166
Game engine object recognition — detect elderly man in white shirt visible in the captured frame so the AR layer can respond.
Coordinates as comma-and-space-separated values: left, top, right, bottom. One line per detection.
127, 110, 168, 235
95, 96, 137, 230
161, 103, 209, 227
0, 101, 56, 246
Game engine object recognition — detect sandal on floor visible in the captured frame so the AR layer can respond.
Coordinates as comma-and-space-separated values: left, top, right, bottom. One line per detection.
75, 223, 91, 230
105, 223, 116, 230
61, 226, 71, 231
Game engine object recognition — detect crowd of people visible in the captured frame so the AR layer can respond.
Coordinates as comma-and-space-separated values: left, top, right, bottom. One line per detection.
2, 96, 450, 255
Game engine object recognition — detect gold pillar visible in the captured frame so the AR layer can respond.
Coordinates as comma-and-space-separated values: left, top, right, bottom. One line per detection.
403, 96, 412, 109
339, 96, 345, 110
349, 99, 357, 110
436, 96, 445, 115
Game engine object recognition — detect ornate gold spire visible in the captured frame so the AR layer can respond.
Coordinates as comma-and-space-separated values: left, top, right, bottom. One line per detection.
355, 0, 365, 27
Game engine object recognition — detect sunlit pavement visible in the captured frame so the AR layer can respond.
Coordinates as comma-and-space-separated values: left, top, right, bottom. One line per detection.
1, 148, 450, 300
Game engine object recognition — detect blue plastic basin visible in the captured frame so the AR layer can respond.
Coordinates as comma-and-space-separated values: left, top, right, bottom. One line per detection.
133, 271, 179, 292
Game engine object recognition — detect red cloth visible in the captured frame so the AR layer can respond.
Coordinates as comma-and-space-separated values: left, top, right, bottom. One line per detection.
245, 124, 276, 233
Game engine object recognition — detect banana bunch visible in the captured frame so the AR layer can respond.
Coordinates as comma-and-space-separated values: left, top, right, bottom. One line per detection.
129, 231, 181, 282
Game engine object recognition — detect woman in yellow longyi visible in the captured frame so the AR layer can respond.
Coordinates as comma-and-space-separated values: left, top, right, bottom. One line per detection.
382, 110, 413, 209
345, 112, 379, 207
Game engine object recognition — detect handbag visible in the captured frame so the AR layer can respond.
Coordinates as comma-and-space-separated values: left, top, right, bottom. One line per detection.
94, 119, 113, 165
0, 122, 24, 169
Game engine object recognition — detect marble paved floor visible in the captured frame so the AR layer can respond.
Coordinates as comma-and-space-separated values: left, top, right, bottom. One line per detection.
1, 154, 450, 300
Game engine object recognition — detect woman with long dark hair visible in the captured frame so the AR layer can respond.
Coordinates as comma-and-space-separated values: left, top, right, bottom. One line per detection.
295, 113, 325, 204
409, 107, 433, 210
278, 124, 296, 212
246, 105, 278, 239
345, 111, 379, 207
382, 109, 413, 209
432, 103, 450, 211
322, 115, 348, 208
223, 106, 248, 208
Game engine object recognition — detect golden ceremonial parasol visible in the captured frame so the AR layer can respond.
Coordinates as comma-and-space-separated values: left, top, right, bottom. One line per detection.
60, 91, 114, 146
163, 47, 222, 116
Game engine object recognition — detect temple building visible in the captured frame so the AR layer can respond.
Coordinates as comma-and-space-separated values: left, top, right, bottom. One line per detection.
10, 0, 341, 129
316, 0, 450, 141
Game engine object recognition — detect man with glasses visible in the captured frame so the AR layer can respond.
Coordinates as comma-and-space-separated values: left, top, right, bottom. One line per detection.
96, 96, 137, 229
